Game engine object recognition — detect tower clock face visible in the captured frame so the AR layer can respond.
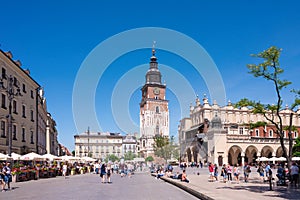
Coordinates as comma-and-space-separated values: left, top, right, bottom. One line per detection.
153, 87, 160, 95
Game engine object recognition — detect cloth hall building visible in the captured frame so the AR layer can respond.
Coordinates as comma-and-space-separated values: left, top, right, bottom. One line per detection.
178, 95, 300, 166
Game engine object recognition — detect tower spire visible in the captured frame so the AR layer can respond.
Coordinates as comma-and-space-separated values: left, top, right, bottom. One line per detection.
152, 41, 156, 56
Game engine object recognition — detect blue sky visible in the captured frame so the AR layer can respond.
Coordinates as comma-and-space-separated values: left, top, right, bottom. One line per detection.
1, 0, 300, 151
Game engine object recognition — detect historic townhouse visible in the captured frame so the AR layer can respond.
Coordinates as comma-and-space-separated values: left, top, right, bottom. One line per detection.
0, 49, 59, 155
178, 95, 300, 166
74, 131, 123, 159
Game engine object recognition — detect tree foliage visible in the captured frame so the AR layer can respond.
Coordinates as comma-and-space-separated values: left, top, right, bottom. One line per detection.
235, 46, 300, 168
145, 156, 154, 162
153, 135, 179, 162
292, 137, 300, 157
124, 151, 136, 161
105, 154, 119, 163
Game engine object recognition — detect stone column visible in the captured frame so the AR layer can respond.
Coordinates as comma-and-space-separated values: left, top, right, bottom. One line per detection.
241, 152, 245, 167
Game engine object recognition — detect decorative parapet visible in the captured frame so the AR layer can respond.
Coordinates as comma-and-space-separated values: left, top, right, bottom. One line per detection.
227, 135, 290, 144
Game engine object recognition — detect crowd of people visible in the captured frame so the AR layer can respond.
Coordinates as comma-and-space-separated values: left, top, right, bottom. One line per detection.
153, 160, 299, 188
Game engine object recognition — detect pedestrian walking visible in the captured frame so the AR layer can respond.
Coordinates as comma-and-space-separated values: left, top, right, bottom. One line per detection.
221, 164, 228, 183
62, 162, 68, 179
214, 164, 219, 181
208, 163, 214, 182
227, 164, 232, 182
257, 163, 264, 182
100, 163, 106, 183
243, 163, 251, 182
233, 164, 240, 183
2, 162, 12, 191
106, 163, 112, 183
290, 162, 299, 187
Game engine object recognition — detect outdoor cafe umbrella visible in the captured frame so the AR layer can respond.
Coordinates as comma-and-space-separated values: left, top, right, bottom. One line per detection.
20, 152, 44, 161
41, 153, 58, 161
81, 156, 96, 162
292, 157, 300, 161
256, 157, 269, 162
11, 152, 21, 160
0, 153, 11, 160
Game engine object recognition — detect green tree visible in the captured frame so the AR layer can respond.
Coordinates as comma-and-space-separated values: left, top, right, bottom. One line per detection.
235, 46, 300, 169
124, 151, 136, 161
72, 150, 75, 156
105, 154, 119, 163
145, 156, 154, 162
153, 135, 179, 162
292, 137, 300, 157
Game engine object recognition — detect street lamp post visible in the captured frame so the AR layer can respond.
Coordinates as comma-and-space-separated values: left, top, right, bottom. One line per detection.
0, 75, 22, 157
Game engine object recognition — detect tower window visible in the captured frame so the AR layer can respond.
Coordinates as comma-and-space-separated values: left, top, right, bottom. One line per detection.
156, 106, 159, 113
156, 125, 159, 135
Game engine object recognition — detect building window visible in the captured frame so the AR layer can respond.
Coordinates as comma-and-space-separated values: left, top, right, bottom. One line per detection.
2, 67, 7, 79
30, 131, 34, 144
294, 131, 298, 138
12, 100, 17, 114
156, 106, 159, 113
255, 129, 259, 137
22, 128, 26, 142
269, 130, 273, 137
283, 131, 286, 138
22, 105, 26, 118
13, 77, 18, 87
239, 128, 243, 135
30, 110, 34, 122
31, 90, 34, 99
1, 94, 6, 109
1, 121, 5, 137
156, 125, 159, 135
22, 83, 27, 93
13, 125, 17, 140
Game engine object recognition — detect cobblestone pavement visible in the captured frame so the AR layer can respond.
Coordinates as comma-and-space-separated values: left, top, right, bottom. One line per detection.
157, 166, 300, 200
0, 172, 198, 200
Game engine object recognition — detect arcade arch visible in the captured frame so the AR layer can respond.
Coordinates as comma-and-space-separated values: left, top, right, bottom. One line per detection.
228, 145, 242, 165
261, 145, 274, 158
244, 145, 258, 164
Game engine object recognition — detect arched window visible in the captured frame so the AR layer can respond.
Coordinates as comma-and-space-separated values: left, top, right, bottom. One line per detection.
156, 106, 159, 113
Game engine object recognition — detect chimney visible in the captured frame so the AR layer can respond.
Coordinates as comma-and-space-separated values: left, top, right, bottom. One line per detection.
14, 60, 22, 67
5, 51, 13, 59
24, 69, 30, 75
